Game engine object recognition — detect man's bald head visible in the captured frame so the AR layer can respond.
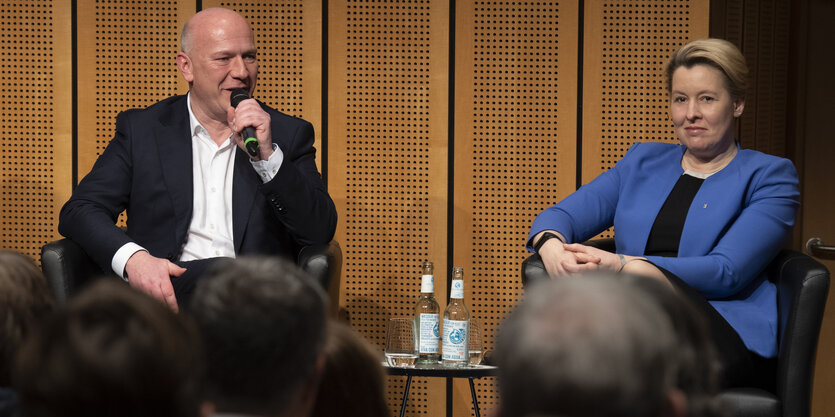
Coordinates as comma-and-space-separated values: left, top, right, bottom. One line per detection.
180, 8, 252, 54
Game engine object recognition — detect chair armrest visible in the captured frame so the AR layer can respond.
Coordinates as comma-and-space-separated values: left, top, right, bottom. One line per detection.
40, 238, 107, 304
298, 240, 342, 317
768, 249, 830, 417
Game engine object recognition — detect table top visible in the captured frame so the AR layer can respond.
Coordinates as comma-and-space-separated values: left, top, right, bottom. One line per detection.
384, 362, 497, 378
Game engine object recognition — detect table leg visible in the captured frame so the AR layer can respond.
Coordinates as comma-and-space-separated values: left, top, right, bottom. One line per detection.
399, 375, 412, 417
469, 377, 480, 417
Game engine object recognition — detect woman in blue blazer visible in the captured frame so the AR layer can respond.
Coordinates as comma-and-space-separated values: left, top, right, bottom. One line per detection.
528, 39, 799, 390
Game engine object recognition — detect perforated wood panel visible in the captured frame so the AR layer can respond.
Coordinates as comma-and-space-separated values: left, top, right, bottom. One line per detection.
453, 1, 579, 415
206, 0, 322, 168
328, 1, 449, 415
77, 1, 191, 179
582, 0, 709, 181
0, 1, 72, 260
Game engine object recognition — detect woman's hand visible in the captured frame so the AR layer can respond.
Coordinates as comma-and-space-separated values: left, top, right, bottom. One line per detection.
562, 243, 622, 272
538, 240, 601, 277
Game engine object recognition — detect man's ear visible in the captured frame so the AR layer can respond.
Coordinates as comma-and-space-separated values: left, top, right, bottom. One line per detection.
176, 52, 194, 83
664, 388, 687, 417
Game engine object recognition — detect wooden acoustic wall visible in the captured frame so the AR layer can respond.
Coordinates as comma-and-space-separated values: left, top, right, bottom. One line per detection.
583, 0, 709, 182
0, 1, 72, 261
452, 1, 578, 415
328, 1, 450, 415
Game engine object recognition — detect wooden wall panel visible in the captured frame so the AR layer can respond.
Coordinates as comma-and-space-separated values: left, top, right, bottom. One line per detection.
582, 0, 709, 183
453, 1, 578, 415
0, 0, 72, 260
328, 1, 449, 416
76, 0, 192, 180
207, 0, 323, 169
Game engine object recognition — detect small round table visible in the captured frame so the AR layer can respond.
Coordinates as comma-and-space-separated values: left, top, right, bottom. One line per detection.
384, 363, 498, 417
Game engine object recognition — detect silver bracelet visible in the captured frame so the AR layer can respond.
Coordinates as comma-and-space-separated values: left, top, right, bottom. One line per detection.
617, 254, 627, 271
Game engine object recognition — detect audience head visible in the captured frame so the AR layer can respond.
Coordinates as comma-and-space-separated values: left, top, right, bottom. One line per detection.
0, 250, 54, 387
665, 38, 748, 101
494, 272, 684, 417
622, 274, 725, 417
189, 256, 328, 417
13, 279, 202, 417
310, 320, 388, 417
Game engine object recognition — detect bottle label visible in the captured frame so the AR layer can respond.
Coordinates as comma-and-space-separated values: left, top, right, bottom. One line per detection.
450, 279, 464, 299
442, 318, 469, 361
419, 313, 440, 353
421, 274, 434, 293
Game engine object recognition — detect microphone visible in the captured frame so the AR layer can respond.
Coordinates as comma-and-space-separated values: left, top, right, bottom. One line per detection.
230, 89, 260, 158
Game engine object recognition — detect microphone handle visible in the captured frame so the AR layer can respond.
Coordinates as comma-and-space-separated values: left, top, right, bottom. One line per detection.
242, 126, 259, 157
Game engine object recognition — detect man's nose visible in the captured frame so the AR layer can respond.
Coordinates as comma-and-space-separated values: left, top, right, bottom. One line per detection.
230, 56, 248, 78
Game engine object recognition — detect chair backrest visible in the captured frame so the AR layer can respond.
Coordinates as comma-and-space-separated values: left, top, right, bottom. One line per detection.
768, 250, 830, 417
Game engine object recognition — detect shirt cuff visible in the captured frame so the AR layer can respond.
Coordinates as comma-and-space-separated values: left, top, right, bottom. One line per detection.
250, 143, 283, 183
112, 242, 146, 281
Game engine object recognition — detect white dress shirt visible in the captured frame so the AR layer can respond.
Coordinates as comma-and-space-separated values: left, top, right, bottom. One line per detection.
111, 93, 284, 279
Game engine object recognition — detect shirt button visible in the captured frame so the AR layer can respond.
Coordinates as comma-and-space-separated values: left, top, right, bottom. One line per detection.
211, 187, 217, 193
215, 250, 220, 256
209, 224, 215, 230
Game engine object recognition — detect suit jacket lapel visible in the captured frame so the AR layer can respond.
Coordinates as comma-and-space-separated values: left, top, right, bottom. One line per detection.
156, 97, 194, 248
232, 147, 259, 252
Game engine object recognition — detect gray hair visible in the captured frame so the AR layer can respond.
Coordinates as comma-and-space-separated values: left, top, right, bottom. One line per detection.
494, 273, 680, 417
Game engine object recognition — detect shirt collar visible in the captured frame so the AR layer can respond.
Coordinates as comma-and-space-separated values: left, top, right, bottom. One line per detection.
186, 93, 208, 137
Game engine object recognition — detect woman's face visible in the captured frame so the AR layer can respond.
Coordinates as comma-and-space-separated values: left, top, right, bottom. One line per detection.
670, 64, 744, 160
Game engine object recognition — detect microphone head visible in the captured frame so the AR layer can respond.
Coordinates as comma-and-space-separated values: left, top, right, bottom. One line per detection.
230, 89, 250, 108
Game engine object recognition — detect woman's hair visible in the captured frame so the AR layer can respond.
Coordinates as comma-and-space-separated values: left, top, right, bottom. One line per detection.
0, 250, 54, 387
310, 320, 389, 417
665, 38, 748, 100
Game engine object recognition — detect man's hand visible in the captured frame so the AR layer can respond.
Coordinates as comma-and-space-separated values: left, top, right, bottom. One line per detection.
227, 98, 274, 161
124, 250, 186, 312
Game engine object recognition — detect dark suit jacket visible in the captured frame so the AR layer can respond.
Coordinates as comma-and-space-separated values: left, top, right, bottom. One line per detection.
59, 95, 337, 274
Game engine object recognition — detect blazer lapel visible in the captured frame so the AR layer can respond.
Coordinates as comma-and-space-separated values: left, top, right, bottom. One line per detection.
156, 97, 194, 247
232, 147, 259, 252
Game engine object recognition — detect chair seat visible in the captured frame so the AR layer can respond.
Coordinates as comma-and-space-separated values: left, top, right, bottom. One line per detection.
719, 388, 780, 417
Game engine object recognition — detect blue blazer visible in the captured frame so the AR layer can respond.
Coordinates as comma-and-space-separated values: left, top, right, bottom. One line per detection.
529, 142, 799, 357
59, 95, 337, 273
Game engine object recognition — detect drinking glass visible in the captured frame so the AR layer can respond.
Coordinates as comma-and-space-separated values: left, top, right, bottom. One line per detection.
468, 318, 484, 365
385, 317, 417, 367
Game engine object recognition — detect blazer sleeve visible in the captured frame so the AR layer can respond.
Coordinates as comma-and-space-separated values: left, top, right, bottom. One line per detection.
259, 118, 337, 246
527, 143, 643, 249
58, 111, 136, 272
648, 158, 799, 298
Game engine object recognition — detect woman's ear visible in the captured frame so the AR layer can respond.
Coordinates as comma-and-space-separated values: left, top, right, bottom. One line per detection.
733, 99, 745, 118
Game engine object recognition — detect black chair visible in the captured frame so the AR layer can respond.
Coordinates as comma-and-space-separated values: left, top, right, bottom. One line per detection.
41, 238, 343, 312
520, 239, 830, 417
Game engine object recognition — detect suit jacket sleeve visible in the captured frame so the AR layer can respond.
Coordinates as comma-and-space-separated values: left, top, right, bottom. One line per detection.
526, 143, 642, 249
58, 111, 136, 272
259, 116, 337, 246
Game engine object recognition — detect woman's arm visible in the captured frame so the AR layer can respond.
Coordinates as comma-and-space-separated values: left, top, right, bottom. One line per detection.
648, 158, 799, 298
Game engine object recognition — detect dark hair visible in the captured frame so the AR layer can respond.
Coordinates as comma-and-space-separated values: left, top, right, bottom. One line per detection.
13, 279, 202, 417
622, 274, 725, 417
189, 256, 327, 415
310, 321, 388, 417
0, 250, 55, 386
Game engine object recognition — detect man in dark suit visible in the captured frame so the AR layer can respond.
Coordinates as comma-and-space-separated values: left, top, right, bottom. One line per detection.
58, 8, 337, 311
